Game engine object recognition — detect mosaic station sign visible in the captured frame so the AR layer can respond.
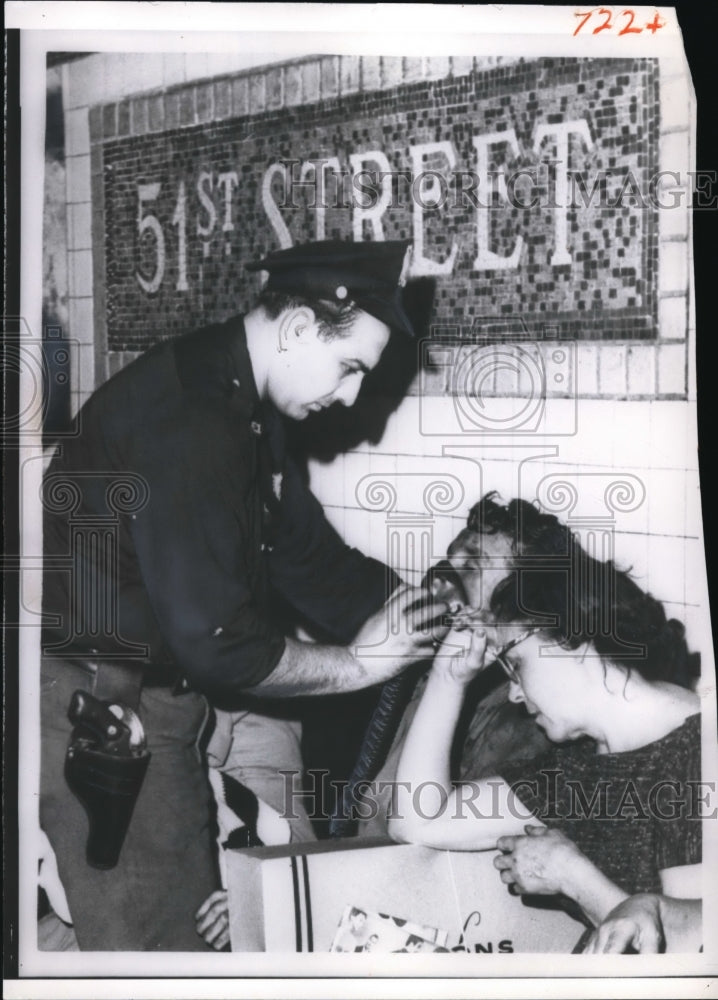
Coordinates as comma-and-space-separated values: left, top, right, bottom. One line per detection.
99, 58, 661, 349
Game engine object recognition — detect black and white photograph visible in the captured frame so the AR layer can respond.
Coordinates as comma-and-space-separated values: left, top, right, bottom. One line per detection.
329, 904, 449, 952
3, 2, 717, 996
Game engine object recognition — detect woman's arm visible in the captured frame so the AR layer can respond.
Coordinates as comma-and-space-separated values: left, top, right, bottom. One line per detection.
490, 830, 702, 931
388, 628, 538, 850
660, 863, 702, 899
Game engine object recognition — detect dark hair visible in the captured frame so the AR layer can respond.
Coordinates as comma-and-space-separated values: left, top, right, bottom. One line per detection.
466, 491, 572, 559
465, 493, 699, 689
427, 492, 574, 606
405, 934, 424, 946
257, 289, 362, 339
489, 541, 701, 690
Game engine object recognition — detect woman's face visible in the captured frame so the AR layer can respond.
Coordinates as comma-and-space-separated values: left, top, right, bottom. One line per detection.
445, 528, 515, 611
500, 632, 595, 744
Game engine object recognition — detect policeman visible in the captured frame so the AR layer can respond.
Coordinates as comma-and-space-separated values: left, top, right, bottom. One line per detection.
40, 239, 446, 951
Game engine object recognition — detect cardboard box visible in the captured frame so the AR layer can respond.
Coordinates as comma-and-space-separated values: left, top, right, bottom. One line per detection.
226, 837, 583, 953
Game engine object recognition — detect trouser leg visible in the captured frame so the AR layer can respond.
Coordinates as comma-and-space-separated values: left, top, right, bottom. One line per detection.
40, 658, 220, 951
207, 708, 316, 844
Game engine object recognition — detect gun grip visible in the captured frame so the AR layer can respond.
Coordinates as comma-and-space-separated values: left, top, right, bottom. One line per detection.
68, 689, 130, 750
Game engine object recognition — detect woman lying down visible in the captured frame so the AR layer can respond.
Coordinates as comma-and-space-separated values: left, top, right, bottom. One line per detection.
389, 557, 703, 953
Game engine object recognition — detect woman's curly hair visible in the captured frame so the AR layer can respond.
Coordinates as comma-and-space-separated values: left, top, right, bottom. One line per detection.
469, 492, 700, 689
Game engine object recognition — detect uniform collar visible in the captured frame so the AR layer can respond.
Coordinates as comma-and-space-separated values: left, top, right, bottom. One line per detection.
229, 317, 284, 446
227, 315, 262, 421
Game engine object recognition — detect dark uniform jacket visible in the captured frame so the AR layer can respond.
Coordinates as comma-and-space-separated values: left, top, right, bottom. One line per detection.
42, 316, 395, 703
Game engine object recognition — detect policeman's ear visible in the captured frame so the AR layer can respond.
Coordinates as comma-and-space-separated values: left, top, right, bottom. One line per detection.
280, 307, 318, 348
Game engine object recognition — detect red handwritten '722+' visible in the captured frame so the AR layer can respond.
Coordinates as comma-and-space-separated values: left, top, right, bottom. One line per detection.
573, 9, 666, 36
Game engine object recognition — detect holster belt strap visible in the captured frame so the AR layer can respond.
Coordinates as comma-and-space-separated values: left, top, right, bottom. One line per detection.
92, 662, 145, 713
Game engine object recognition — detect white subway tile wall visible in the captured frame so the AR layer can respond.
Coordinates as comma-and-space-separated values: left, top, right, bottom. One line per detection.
64, 107, 90, 157
657, 343, 688, 396
65, 153, 91, 204
67, 249, 93, 299
626, 344, 656, 397
658, 294, 688, 340
598, 344, 628, 397
309, 393, 704, 646
67, 202, 92, 252
659, 239, 691, 296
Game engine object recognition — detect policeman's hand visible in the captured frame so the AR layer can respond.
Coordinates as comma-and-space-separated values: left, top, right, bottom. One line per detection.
582, 894, 665, 954
352, 584, 448, 679
195, 889, 230, 950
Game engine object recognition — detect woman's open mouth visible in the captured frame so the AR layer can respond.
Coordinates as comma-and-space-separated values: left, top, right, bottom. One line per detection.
422, 559, 470, 607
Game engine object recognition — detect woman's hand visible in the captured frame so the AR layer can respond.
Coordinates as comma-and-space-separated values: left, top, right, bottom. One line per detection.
195, 889, 230, 950
432, 620, 487, 685
582, 894, 664, 953
582, 894, 702, 953
493, 825, 585, 896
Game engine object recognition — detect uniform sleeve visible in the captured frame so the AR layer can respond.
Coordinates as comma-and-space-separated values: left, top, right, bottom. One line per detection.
267, 454, 401, 644
127, 401, 286, 700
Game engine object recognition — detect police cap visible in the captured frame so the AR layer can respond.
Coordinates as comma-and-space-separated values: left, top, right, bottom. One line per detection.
247, 239, 415, 337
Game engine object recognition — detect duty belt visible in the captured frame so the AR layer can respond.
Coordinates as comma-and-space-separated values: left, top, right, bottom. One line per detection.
45, 653, 186, 709
88, 659, 186, 710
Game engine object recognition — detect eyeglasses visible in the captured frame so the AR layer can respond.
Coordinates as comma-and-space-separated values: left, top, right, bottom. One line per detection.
487, 628, 538, 684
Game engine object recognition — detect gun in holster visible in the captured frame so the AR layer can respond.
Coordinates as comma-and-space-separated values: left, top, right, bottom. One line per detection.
65, 689, 151, 870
